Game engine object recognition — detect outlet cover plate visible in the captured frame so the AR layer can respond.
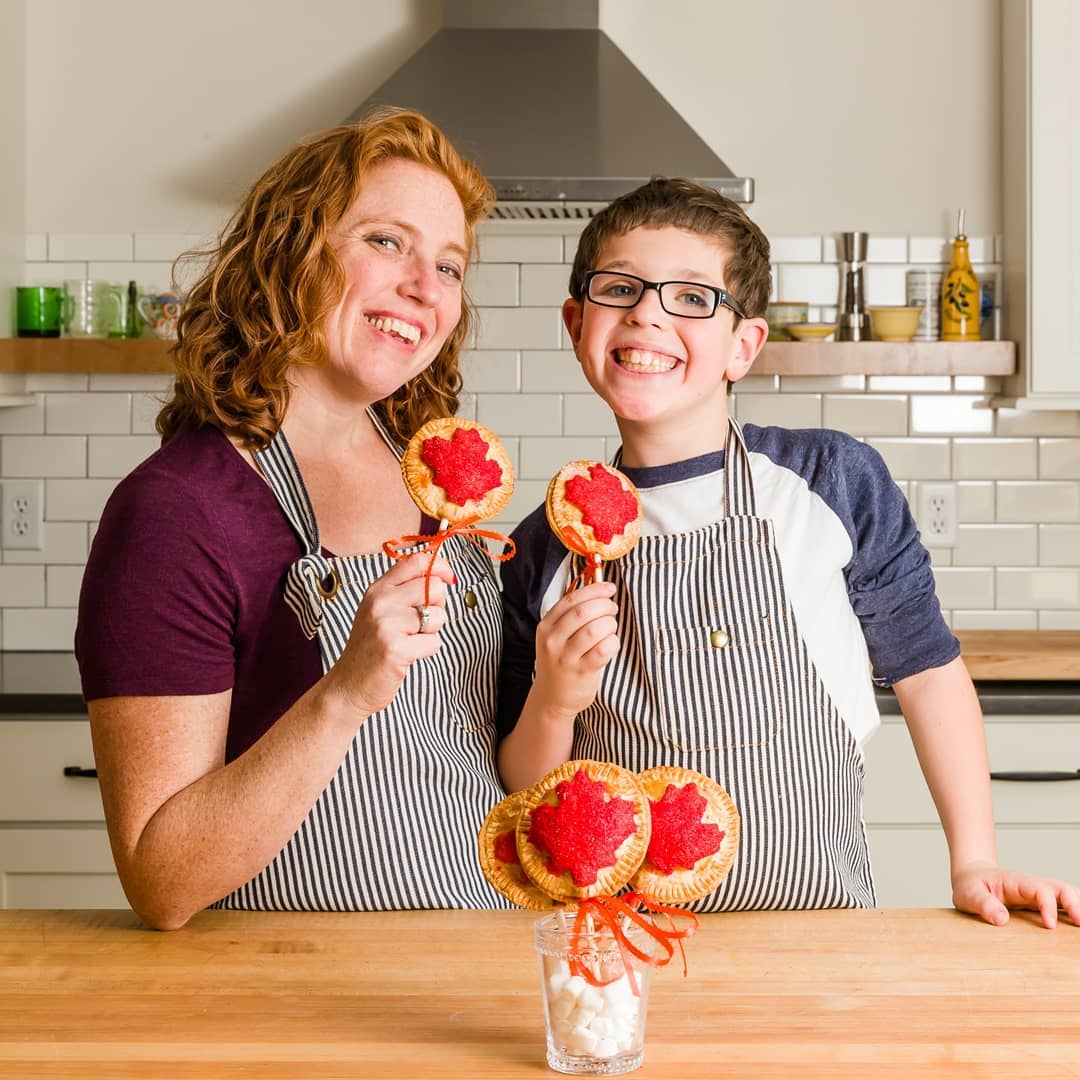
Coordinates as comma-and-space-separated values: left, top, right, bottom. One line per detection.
1, 479, 45, 550
917, 482, 957, 548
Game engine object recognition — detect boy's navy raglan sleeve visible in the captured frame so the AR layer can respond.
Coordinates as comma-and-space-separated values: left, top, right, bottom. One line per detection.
834, 436, 960, 685
497, 505, 559, 739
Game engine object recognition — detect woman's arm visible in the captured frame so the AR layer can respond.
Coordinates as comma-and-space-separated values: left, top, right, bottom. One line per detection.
892, 656, 1080, 927
93, 554, 454, 930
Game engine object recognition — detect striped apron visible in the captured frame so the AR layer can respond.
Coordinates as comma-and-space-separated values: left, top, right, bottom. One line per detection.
572, 419, 875, 912
214, 411, 509, 910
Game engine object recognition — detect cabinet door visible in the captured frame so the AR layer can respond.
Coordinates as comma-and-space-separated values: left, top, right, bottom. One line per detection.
1029, 0, 1080, 396
0, 827, 126, 909
0, 720, 104, 822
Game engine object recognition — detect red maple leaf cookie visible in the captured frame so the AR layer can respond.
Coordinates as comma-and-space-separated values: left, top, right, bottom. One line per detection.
630, 766, 740, 904
401, 417, 514, 524
518, 760, 650, 901
564, 464, 640, 543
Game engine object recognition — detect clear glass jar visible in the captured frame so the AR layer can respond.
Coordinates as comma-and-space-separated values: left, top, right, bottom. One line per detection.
533, 912, 654, 1076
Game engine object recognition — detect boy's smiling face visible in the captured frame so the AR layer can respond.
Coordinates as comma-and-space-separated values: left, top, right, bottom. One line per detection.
563, 225, 767, 466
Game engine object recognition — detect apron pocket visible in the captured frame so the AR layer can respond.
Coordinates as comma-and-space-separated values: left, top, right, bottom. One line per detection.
655, 614, 784, 752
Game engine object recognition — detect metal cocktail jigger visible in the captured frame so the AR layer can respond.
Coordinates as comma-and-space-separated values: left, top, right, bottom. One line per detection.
836, 231, 870, 342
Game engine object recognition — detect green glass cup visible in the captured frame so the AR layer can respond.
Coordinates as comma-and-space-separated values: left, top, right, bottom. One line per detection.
16, 285, 63, 338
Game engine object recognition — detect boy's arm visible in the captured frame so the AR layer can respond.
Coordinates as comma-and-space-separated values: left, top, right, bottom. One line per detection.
892, 656, 1080, 927
497, 581, 618, 792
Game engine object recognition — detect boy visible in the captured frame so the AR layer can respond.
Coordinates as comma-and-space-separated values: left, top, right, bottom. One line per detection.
496, 177, 1078, 926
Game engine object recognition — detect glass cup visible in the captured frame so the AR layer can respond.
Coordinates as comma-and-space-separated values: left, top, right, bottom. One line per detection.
534, 913, 654, 1076
15, 286, 63, 337
61, 279, 123, 339
136, 292, 184, 340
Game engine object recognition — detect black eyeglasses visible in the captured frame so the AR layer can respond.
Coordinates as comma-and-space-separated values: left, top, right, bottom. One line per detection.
583, 270, 746, 320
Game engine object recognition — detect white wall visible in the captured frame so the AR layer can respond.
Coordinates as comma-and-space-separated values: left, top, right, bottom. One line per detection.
26, 0, 1001, 239
0, 0, 26, 336
601, 0, 1001, 237
25, 0, 440, 234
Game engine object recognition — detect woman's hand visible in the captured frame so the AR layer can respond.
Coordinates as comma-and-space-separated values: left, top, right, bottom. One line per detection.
530, 580, 619, 723
326, 554, 455, 720
952, 861, 1080, 928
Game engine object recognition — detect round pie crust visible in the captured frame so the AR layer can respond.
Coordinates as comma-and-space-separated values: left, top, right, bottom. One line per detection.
477, 790, 559, 911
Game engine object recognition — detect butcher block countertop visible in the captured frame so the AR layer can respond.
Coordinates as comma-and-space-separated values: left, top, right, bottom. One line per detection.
955, 630, 1080, 680
0, 908, 1077, 1079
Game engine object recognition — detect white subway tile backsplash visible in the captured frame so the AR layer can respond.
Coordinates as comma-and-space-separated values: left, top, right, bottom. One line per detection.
88, 436, 161, 478
952, 609, 1038, 630
0, 566, 44, 607
1, 607, 76, 650
775, 264, 839, 306
953, 524, 1037, 567
910, 395, 993, 435
520, 437, 608, 479
952, 438, 1036, 479
6, 223, 1080, 635
133, 233, 205, 261
1039, 438, 1080, 479
1039, 524, 1080, 566
997, 568, 1080, 609
521, 264, 572, 306
468, 263, 519, 307
45, 478, 118, 522
521, 351, 589, 394
996, 481, 1080, 523
734, 393, 822, 429
478, 234, 563, 263
475, 307, 562, 350
1, 436, 86, 477
459, 351, 520, 394
477, 393, 562, 437
770, 237, 822, 262
1, 521, 88, 565
46, 393, 131, 435
868, 439, 951, 480
823, 394, 907, 436
48, 234, 133, 261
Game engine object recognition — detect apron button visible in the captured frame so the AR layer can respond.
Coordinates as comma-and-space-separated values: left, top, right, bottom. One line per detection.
709, 628, 729, 649
464, 589, 478, 609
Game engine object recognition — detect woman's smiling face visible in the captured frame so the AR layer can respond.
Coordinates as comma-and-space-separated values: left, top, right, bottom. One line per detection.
320, 157, 469, 402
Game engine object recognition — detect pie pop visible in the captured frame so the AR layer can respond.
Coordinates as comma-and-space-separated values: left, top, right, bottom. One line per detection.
546, 461, 642, 586
384, 417, 516, 600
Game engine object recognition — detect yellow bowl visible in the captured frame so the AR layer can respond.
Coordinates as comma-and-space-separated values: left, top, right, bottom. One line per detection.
868, 305, 923, 342
786, 322, 836, 341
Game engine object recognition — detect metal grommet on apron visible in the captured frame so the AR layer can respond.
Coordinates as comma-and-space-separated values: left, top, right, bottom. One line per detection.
572, 419, 875, 912
212, 409, 508, 911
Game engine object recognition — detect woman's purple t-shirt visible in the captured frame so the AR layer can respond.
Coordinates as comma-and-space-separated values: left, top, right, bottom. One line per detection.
75, 424, 323, 762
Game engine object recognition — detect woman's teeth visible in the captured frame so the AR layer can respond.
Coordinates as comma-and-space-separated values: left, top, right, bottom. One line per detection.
615, 349, 677, 373
365, 315, 420, 344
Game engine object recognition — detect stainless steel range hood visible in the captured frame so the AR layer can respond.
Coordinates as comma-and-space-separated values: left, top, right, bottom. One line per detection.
346, 0, 753, 217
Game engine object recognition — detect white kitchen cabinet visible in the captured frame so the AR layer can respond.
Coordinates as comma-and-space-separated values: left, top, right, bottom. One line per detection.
864, 715, 1080, 907
0, 719, 126, 909
999, 0, 1080, 409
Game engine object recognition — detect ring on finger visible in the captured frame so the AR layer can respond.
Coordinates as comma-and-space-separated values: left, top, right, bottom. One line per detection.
415, 604, 431, 633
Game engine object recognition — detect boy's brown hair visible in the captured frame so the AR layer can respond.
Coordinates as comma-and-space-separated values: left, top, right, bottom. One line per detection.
568, 177, 772, 321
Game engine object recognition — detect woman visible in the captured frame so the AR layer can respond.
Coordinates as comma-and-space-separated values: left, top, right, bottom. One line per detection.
75, 108, 509, 928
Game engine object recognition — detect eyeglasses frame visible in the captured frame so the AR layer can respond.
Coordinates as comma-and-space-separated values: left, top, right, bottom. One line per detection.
582, 269, 747, 320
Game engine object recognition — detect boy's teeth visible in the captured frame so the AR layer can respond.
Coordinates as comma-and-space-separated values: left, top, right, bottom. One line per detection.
616, 349, 676, 372
365, 315, 420, 344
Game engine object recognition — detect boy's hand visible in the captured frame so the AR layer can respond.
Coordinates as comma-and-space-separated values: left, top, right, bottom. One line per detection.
952, 861, 1080, 928
531, 581, 619, 722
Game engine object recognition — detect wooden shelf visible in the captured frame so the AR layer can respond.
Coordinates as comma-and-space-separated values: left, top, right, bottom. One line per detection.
0, 338, 173, 374
755, 340, 1015, 376
0, 338, 1016, 377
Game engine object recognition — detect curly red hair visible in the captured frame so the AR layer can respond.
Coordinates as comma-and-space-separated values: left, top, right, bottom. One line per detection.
158, 107, 494, 448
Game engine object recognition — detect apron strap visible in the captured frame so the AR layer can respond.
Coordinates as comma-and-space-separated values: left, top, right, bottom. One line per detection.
253, 408, 403, 641
723, 418, 757, 517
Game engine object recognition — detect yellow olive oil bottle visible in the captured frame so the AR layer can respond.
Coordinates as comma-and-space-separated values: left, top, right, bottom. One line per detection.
941, 209, 980, 341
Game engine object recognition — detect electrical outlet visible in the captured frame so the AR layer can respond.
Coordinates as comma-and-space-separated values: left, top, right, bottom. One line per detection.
917, 482, 957, 548
1, 479, 45, 550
